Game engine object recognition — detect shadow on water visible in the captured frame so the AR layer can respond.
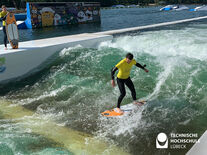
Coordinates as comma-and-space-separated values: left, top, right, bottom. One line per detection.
0, 130, 72, 155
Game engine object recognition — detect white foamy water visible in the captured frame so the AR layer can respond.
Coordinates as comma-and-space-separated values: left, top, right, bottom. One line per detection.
96, 24, 207, 148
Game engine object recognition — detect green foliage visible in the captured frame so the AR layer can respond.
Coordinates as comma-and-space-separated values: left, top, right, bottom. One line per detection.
0, 0, 206, 8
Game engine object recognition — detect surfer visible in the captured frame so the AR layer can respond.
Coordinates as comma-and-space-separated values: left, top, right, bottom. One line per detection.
0, 5, 8, 50
111, 53, 149, 114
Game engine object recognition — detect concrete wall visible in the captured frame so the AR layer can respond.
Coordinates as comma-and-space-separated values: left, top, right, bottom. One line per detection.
0, 33, 112, 84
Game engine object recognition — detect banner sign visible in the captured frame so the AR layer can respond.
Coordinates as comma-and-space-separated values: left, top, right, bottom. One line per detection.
27, 2, 100, 28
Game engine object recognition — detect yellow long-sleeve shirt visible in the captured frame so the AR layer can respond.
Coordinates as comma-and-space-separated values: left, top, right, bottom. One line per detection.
0, 11, 7, 26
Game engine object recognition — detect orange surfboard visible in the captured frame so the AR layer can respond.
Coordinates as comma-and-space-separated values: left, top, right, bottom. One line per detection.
102, 109, 124, 117
101, 101, 147, 117
5, 13, 19, 49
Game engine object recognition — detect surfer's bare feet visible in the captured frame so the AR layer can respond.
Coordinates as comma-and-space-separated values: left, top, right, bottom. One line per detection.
5, 47, 7, 50
115, 108, 124, 114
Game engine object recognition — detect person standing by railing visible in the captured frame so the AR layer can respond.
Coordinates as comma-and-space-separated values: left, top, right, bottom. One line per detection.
0, 5, 8, 50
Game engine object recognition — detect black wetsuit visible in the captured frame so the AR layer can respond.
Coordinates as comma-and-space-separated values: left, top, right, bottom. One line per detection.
111, 62, 145, 108
0, 15, 7, 48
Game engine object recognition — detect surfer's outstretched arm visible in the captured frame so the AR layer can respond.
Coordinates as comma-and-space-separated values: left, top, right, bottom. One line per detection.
111, 67, 118, 80
111, 67, 118, 87
135, 63, 149, 72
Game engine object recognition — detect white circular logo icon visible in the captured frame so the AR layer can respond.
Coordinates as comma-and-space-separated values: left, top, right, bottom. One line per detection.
157, 133, 167, 142
156, 133, 168, 149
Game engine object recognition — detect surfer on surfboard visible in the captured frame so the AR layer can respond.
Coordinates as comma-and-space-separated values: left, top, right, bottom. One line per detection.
111, 53, 149, 114
0, 5, 8, 50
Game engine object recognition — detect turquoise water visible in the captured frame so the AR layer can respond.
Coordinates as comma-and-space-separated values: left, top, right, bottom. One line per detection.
0, 111, 73, 155
1, 7, 207, 155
